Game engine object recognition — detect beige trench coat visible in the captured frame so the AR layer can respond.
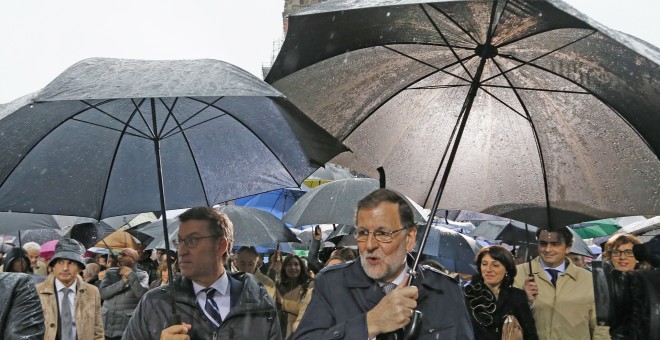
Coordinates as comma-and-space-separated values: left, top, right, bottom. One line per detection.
514, 257, 609, 340
36, 273, 104, 340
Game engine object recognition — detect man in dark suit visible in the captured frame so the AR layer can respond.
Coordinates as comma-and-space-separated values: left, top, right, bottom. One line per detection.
293, 189, 474, 340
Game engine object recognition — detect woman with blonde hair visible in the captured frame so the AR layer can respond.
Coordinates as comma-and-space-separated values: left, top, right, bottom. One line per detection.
604, 233, 646, 272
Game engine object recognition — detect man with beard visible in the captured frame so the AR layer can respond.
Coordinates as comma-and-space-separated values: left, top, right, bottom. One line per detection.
99, 248, 149, 340
293, 189, 473, 340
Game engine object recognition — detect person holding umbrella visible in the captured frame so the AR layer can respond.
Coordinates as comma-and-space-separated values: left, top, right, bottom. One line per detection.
123, 207, 281, 340
293, 189, 473, 339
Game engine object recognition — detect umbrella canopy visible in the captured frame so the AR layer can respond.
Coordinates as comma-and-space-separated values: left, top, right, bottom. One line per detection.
267, 0, 660, 230
234, 188, 307, 220
325, 224, 357, 246
215, 205, 301, 246
614, 216, 660, 242
0, 57, 347, 220
303, 163, 356, 188
569, 218, 621, 239
469, 220, 535, 245
283, 178, 427, 227
414, 225, 481, 274
11, 228, 63, 246
93, 229, 140, 250
0, 213, 78, 234
39, 239, 59, 260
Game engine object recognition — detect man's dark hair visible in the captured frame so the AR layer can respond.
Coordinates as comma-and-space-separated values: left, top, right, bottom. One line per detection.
536, 227, 573, 247
236, 246, 258, 257
178, 207, 234, 262
356, 188, 415, 228
475, 245, 517, 288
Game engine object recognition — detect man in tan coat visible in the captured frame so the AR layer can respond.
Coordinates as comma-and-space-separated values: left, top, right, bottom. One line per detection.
514, 228, 608, 340
36, 238, 104, 340
235, 245, 276, 300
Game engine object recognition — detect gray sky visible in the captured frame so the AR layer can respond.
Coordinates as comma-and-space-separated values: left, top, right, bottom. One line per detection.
0, 0, 657, 104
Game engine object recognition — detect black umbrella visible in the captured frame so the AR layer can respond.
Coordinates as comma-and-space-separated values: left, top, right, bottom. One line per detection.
469, 220, 535, 245
415, 224, 481, 275
215, 205, 301, 246
325, 224, 357, 246
64, 221, 116, 249
267, 0, 660, 229
0, 58, 347, 321
283, 178, 427, 227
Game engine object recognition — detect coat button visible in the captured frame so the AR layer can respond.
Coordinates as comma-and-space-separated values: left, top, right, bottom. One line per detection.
332, 330, 341, 338
50, 323, 56, 328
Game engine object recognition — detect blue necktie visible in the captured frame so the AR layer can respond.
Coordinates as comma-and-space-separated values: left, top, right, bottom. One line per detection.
203, 288, 222, 327
546, 269, 559, 287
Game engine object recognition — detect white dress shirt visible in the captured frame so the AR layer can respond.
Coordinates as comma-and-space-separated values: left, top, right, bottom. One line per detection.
193, 271, 230, 327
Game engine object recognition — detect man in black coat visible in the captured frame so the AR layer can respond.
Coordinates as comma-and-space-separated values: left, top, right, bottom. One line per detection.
123, 207, 281, 340
293, 189, 474, 340
0, 272, 45, 340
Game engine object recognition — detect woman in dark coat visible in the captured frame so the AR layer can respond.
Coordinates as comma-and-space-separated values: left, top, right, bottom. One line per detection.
464, 245, 538, 340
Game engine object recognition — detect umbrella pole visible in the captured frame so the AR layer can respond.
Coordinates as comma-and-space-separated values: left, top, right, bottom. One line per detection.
402, 5, 499, 340
525, 223, 533, 276
151, 98, 180, 324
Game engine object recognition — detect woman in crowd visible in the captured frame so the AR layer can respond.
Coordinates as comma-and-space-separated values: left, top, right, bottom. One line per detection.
149, 261, 170, 288
604, 233, 646, 272
464, 245, 538, 340
275, 254, 314, 339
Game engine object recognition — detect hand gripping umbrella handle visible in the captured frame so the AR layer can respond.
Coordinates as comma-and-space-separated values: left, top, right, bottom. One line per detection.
376, 310, 422, 340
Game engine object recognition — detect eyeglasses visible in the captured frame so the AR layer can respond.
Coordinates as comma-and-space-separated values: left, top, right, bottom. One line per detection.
172, 235, 217, 249
352, 227, 407, 243
611, 249, 634, 257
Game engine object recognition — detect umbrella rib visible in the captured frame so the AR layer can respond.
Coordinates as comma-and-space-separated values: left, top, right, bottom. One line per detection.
426, 3, 480, 47
477, 87, 528, 120
97, 99, 151, 219
161, 114, 227, 140
188, 98, 300, 185
408, 84, 471, 90
157, 103, 212, 206
79, 100, 153, 140
491, 58, 554, 227
481, 30, 597, 84
159, 97, 225, 139
131, 99, 158, 139
156, 97, 180, 139
384, 45, 475, 84
481, 84, 590, 95
421, 4, 476, 81
69, 118, 153, 140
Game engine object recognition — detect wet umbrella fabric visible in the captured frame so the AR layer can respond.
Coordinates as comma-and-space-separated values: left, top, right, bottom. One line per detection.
469, 220, 535, 245
569, 218, 621, 239
215, 205, 301, 246
0, 58, 347, 320
267, 0, 660, 230
0, 213, 78, 234
0, 58, 347, 220
414, 224, 481, 274
283, 178, 427, 227
234, 188, 307, 220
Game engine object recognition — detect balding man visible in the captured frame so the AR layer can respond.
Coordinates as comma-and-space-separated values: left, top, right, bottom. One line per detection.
99, 248, 149, 340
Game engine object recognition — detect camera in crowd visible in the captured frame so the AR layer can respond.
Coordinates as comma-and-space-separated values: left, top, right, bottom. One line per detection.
592, 234, 660, 340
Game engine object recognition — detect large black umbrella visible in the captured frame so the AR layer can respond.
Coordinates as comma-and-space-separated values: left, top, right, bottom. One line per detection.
0, 58, 347, 320
283, 178, 427, 227
267, 0, 660, 230
469, 220, 535, 245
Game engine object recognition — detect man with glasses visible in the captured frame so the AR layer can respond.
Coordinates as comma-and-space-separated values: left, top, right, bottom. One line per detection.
100, 247, 149, 340
294, 189, 473, 340
514, 227, 609, 340
123, 207, 281, 340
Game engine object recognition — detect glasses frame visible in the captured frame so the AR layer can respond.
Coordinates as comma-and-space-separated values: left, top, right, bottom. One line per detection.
172, 235, 218, 249
610, 249, 635, 258
352, 227, 407, 243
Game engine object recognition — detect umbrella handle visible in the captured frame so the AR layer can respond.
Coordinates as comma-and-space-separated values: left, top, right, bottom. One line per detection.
375, 311, 422, 340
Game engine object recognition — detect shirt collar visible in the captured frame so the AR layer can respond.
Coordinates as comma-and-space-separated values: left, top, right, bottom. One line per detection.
379, 262, 410, 287
55, 278, 77, 293
192, 271, 229, 297
539, 258, 566, 273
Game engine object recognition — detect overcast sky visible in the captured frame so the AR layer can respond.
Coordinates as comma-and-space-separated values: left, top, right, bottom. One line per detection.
0, 0, 657, 104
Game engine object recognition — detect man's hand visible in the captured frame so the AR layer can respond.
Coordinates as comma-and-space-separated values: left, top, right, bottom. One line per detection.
313, 225, 323, 241
160, 323, 191, 340
366, 275, 418, 338
119, 266, 133, 277
523, 276, 538, 303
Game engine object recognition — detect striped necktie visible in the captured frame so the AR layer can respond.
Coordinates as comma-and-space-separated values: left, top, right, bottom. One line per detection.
202, 288, 222, 327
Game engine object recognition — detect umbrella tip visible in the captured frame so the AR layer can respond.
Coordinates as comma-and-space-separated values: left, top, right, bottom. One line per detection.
377, 167, 386, 188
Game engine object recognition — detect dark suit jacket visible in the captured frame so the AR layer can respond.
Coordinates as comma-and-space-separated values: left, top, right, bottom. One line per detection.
0, 272, 45, 340
464, 284, 538, 340
293, 259, 474, 340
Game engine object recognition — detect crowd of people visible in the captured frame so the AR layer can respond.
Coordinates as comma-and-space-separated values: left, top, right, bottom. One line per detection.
0, 188, 657, 339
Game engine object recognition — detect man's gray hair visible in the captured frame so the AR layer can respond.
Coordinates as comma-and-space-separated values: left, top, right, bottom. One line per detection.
23, 241, 41, 252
